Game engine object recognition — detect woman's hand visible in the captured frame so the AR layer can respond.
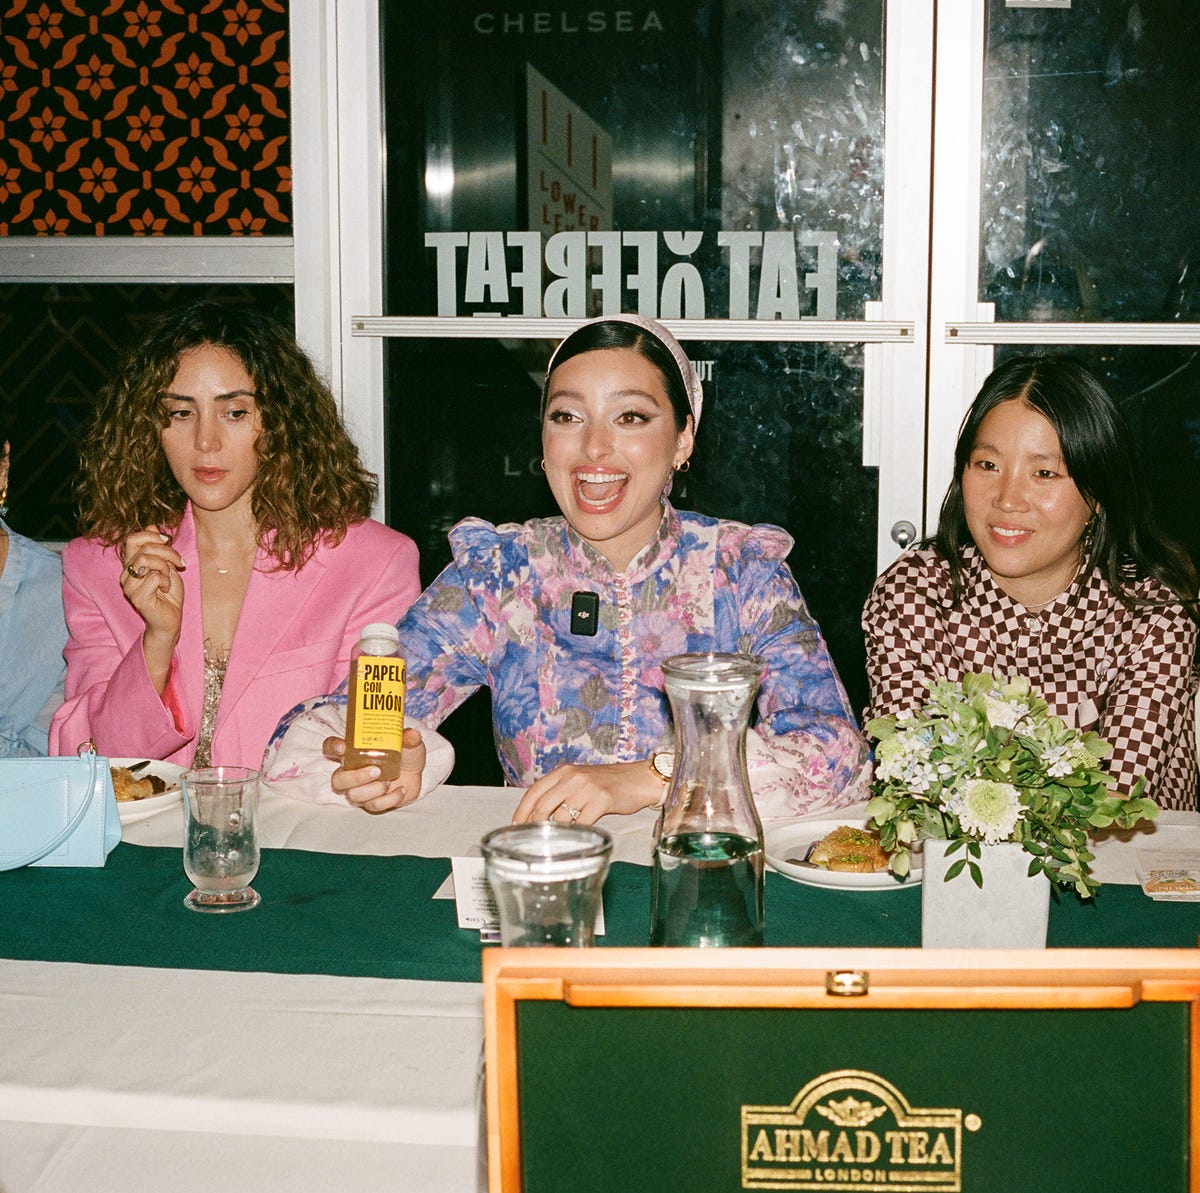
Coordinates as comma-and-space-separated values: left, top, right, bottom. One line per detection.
511, 760, 662, 826
120, 529, 185, 690
324, 727, 427, 813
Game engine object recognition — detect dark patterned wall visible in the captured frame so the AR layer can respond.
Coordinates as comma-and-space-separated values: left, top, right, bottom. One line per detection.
0, 0, 290, 236
1, 3, 294, 539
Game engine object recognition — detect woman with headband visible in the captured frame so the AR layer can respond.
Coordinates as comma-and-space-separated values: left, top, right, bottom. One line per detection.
265, 315, 868, 822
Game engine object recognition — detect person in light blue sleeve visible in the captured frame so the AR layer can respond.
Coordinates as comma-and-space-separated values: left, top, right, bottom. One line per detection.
0, 440, 67, 757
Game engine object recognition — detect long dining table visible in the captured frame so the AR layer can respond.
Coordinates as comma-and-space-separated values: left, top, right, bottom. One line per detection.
1, 783, 1197, 1193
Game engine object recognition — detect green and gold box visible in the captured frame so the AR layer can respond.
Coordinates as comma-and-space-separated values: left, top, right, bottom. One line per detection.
483, 948, 1200, 1192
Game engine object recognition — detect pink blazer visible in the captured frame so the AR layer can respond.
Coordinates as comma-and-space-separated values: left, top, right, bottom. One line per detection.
50, 505, 420, 770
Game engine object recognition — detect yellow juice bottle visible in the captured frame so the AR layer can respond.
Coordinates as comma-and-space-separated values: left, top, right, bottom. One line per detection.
342, 622, 406, 781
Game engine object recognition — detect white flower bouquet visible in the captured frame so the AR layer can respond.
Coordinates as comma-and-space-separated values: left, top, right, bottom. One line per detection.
866, 672, 1158, 898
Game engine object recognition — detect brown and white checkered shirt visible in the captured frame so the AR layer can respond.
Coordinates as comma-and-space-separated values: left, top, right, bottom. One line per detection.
864, 546, 1199, 811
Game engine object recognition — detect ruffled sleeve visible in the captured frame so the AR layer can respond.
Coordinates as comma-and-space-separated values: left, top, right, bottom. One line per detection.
260, 700, 454, 805
397, 517, 523, 727
714, 521, 871, 819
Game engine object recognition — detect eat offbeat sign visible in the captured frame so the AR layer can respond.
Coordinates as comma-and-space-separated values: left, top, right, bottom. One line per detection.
423, 59, 838, 322
424, 227, 839, 321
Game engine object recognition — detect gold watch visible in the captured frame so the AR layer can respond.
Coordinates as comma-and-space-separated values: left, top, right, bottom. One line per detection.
650, 751, 674, 808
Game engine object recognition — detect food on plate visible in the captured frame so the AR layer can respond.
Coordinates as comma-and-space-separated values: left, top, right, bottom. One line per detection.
807, 825, 889, 873
110, 765, 167, 802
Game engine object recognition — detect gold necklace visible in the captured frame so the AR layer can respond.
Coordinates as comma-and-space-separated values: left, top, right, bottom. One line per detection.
205, 542, 257, 576
1019, 562, 1085, 613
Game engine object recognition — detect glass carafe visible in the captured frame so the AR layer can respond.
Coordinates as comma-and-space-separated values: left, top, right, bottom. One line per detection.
649, 652, 766, 947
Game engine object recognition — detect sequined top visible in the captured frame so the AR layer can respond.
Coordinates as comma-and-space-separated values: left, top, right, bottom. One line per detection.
192, 640, 230, 769
863, 545, 1199, 810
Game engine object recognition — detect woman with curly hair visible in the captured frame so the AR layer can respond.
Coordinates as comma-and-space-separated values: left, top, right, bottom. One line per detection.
49, 300, 424, 772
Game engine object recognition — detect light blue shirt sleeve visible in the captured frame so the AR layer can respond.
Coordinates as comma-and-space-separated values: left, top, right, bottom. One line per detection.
0, 523, 68, 757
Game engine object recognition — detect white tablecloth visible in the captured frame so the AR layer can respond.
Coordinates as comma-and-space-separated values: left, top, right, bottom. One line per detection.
121, 780, 663, 864
120, 784, 1200, 884
0, 783, 567, 1193
0, 969, 484, 1193
2, 784, 1195, 1193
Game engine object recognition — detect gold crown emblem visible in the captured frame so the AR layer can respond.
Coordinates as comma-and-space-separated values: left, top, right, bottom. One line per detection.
816, 1096, 888, 1128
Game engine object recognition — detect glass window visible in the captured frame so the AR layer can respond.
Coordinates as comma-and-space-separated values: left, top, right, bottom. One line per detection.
380, 0, 887, 760
981, 1, 1200, 322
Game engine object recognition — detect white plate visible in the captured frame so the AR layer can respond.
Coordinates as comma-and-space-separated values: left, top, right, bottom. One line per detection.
110, 759, 186, 824
764, 817, 921, 891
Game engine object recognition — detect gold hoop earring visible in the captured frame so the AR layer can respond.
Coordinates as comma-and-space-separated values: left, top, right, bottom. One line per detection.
673, 459, 690, 474
540, 459, 547, 472
1082, 515, 1097, 555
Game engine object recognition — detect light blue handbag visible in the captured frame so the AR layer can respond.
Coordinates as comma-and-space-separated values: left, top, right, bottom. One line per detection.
0, 753, 121, 871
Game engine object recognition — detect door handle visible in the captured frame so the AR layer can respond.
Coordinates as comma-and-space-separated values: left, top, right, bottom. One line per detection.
890, 520, 917, 548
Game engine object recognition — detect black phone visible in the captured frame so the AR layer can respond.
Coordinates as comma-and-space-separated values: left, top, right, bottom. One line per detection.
570, 591, 600, 636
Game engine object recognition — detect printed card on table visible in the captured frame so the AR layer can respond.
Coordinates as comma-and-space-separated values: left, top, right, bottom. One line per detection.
448, 855, 606, 938
450, 856, 500, 930
1135, 850, 1200, 901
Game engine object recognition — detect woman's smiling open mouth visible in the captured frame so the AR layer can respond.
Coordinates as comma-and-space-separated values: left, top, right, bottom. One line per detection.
575, 469, 628, 513
988, 522, 1033, 546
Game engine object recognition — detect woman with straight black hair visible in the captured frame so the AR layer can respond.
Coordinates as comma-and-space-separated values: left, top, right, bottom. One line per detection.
864, 354, 1198, 810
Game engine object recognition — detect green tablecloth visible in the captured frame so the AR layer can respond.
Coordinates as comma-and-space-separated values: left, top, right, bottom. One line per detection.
0, 843, 1195, 983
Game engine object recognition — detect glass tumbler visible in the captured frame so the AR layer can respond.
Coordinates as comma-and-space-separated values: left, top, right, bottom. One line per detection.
480, 822, 612, 947
181, 766, 261, 913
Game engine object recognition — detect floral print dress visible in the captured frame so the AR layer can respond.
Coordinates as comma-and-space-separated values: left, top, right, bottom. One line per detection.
389, 503, 869, 818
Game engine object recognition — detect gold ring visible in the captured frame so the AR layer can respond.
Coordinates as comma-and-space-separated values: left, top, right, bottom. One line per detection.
125, 562, 147, 578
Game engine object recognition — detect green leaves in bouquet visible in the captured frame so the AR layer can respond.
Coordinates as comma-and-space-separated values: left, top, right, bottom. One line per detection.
866, 673, 1159, 898
941, 837, 983, 889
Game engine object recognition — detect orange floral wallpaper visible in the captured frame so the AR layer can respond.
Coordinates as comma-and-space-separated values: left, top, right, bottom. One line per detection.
0, 0, 290, 236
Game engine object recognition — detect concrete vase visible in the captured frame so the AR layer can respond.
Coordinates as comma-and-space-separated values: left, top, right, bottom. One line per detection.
921, 840, 1050, 949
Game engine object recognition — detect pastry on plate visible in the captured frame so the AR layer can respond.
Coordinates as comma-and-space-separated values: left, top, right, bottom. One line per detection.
807, 825, 889, 873
110, 765, 166, 802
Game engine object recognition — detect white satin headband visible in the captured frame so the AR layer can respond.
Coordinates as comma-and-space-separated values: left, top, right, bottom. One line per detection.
543, 314, 704, 431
